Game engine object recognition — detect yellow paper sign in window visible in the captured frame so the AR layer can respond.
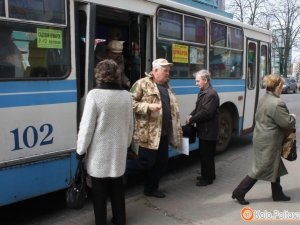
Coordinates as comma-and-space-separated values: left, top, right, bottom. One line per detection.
172, 44, 188, 63
37, 28, 62, 49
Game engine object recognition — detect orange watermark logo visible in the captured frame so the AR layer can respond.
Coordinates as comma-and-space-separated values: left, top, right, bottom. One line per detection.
240, 207, 300, 222
241, 207, 254, 221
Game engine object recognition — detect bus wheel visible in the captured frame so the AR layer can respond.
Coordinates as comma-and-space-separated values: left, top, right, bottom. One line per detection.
217, 109, 233, 153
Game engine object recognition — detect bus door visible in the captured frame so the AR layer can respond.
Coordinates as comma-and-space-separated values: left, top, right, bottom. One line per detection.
75, 2, 96, 120
129, 14, 151, 83
91, 8, 150, 86
243, 40, 258, 131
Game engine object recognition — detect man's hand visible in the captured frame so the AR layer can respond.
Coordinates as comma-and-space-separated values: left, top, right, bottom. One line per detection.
186, 115, 192, 124
148, 103, 161, 112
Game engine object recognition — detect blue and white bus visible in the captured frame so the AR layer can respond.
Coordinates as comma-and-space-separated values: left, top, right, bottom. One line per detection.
0, 0, 271, 206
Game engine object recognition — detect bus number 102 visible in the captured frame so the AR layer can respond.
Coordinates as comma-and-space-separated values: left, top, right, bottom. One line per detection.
10, 124, 54, 150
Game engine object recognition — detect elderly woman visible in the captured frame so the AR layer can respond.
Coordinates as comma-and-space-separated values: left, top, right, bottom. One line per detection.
76, 59, 133, 225
232, 74, 296, 205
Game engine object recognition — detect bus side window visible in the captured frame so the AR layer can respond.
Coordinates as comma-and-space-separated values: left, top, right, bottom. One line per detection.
26, 39, 48, 77
0, 23, 24, 78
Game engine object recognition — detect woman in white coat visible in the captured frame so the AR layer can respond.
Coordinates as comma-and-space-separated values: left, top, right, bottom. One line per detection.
76, 59, 133, 225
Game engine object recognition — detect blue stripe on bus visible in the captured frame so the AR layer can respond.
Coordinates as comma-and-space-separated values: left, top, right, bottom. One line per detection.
0, 92, 76, 108
0, 80, 76, 93
170, 79, 245, 95
0, 80, 77, 108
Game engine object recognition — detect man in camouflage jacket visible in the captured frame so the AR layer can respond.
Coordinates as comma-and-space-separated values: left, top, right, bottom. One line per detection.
126, 58, 182, 198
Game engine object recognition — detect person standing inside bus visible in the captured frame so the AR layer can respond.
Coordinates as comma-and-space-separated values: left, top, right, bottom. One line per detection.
125, 58, 182, 198
186, 69, 220, 186
95, 40, 130, 89
232, 74, 296, 205
76, 59, 133, 225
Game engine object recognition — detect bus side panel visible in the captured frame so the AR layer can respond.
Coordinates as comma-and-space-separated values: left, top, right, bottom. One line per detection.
0, 80, 78, 206
0, 153, 77, 206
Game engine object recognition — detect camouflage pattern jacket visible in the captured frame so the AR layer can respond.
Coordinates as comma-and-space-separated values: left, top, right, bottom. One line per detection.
130, 72, 182, 150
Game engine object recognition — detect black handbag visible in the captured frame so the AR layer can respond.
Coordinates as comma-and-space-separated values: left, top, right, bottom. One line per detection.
281, 128, 297, 161
182, 124, 197, 144
66, 160, 87, 209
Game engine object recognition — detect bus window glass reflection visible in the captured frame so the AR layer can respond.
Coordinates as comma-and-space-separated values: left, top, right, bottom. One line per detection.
8, 0, 65, 24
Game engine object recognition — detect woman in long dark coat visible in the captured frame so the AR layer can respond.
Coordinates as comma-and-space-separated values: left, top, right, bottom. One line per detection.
232, 74, 296, 205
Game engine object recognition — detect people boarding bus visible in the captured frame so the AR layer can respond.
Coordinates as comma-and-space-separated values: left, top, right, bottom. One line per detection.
0, 0, 271, 206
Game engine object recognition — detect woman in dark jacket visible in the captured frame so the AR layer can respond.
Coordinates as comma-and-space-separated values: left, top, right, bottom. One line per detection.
186, 69, 220, 186
232, 74, 296, 205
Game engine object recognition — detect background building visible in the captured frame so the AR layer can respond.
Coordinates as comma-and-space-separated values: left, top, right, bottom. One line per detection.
292, 61, 300, 82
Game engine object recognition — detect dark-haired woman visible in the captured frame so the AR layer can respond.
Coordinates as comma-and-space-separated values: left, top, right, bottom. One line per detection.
77, 59, 133, 225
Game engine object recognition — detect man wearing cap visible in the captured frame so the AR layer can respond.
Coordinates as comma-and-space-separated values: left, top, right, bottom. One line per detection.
95, 40, 130, 89
125, 58, 182, 198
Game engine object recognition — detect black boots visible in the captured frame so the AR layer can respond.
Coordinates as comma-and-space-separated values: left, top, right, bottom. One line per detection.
232, 176, 257, 205
231, 194, 249, 205
271, 177, 291, 201
232, 176, 290, 204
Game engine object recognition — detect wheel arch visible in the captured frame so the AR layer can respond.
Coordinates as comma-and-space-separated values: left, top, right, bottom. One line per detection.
219, 102, 239, 136
216, 101, 239, 153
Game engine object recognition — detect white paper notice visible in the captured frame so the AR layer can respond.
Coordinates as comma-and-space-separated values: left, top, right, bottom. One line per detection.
178, 137, 189, 155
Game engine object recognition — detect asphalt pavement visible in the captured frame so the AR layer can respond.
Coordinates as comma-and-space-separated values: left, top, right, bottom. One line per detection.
45, 133, 300, 225
4, 93, 300, 225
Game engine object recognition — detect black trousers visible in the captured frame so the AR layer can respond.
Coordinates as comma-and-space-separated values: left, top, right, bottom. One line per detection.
232, 175, 257, 197
233, 176, 286, 198
91, 176, 125, 225
125, 135, 169, 193
199, 139, 216, 181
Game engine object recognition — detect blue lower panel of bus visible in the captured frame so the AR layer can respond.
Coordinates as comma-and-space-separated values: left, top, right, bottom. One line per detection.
0, 153, 77, 206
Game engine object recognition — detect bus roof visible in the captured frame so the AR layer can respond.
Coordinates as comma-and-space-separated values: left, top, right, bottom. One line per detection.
147, 0, 272, 35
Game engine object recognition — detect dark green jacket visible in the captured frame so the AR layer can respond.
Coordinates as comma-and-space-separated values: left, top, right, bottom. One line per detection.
248, 91, 296, 182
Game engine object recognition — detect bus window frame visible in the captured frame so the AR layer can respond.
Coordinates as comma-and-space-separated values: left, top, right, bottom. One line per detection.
0, 0, 68, 26
209, 20, 244, 79
156, 8, 207, 79
0, 2, 71, 81
247, 41, 257, 90
259, 43, 268, 89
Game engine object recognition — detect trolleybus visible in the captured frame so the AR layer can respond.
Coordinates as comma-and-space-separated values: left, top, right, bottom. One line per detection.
0, 0, 271, 206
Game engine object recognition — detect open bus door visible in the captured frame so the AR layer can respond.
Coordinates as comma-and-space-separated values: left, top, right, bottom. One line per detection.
75, 3, 152, 119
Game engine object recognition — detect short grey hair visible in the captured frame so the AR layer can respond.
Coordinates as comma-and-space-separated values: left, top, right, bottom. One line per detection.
194, 69, 211, 83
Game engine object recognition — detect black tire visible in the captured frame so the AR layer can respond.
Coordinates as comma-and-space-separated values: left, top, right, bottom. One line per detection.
216, 109, 233, 153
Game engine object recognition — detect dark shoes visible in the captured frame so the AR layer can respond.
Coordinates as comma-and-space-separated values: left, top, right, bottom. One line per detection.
196, 179, 213, 186
232, 193, 249, 205
273, 194, 291, 201
144, 190, 166, 198
196, 176, 216, 181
